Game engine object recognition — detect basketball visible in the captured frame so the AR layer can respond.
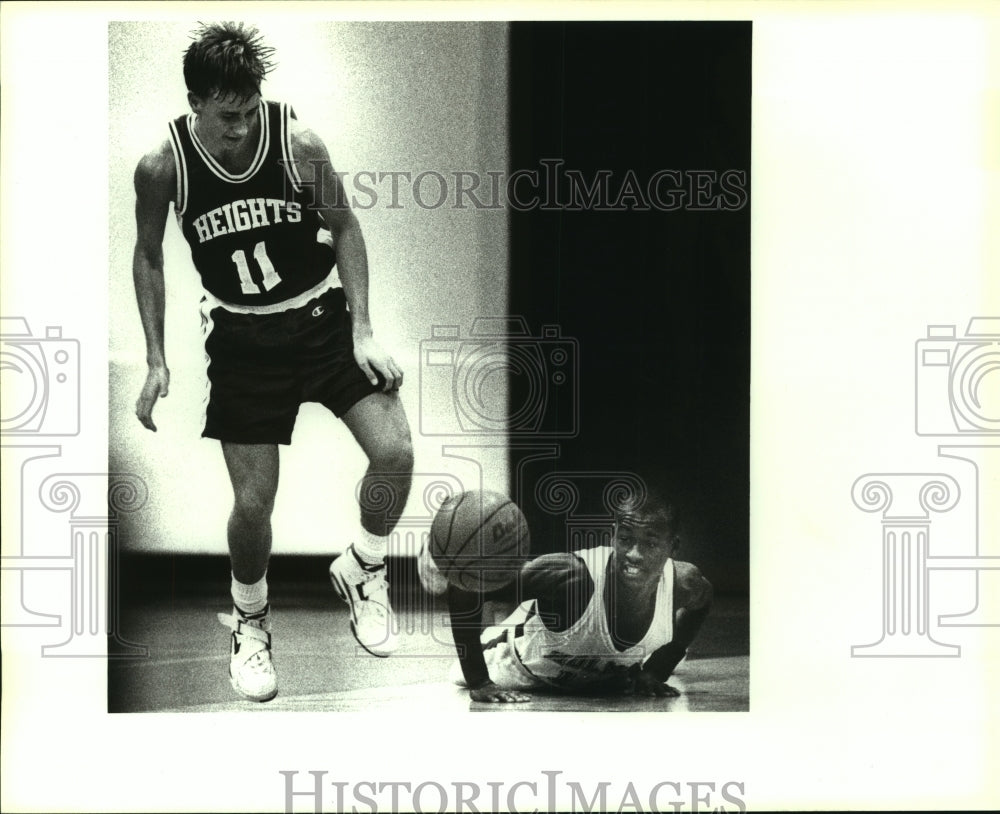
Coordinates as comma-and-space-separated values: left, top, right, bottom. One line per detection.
430, 489, 530, 592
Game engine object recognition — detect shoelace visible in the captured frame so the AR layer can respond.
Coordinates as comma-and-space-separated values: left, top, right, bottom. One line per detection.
358, 599, 389, 621
244, 650, 274, 675
356, 568, 390, 596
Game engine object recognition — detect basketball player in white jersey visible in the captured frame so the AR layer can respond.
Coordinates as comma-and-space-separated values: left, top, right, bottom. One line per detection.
430, 487, 713, 702
132, 23, 413, 701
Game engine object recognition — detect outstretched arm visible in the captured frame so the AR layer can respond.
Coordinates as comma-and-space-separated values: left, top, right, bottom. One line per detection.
636, 561, 714, 693
132, 143, 174, 431
291, 122, 402, 392
447, 553, 588, 703
447, 584, 529, 703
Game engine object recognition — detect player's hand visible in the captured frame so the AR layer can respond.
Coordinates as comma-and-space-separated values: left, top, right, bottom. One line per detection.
353, 334, 403, 392
135, 365, 170, 431
469, 680, 531, 704
624, 671, 679, 698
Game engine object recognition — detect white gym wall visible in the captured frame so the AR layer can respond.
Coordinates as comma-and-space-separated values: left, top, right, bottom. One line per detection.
108, 20, 510, 554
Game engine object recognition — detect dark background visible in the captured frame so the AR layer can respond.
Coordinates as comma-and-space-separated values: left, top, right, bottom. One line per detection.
507, 22, 751, 593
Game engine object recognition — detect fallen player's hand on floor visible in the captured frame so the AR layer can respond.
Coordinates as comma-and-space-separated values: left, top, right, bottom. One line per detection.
624, 670, 680, 698
469, 680, 531, 703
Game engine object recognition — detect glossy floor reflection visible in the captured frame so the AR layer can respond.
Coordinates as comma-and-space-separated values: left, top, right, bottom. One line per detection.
110, 588, 748, 714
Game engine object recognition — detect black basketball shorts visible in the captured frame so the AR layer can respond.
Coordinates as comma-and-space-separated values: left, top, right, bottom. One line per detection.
200, 287, 381, 445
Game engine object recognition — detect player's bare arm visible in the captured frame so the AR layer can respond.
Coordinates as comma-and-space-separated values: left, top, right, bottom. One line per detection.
132, 140, 175, 431
447, 581, 530, 703
448, 553, 586, 703
446, 584, 512, 702
290, 122, 402, 392
637, 560, 713, 691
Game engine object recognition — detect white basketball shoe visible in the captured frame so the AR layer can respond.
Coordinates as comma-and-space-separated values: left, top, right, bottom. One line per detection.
329, 545, 400, 657
217, 605, 278, 702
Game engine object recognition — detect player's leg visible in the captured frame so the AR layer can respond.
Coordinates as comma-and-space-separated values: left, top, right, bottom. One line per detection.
342, 391, 413, 545
200, 300, 300, 700
301, 287, 413, 654
329, 391, 413, 656
222, 442, 279, 585
216, 441, 281, 702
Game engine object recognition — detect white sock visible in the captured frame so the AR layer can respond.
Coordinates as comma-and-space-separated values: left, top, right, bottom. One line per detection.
231, 573, 268, 616
354, 527, 389, 566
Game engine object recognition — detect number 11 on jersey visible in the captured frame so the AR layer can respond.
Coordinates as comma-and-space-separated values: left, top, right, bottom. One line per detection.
232, 241, 282, 295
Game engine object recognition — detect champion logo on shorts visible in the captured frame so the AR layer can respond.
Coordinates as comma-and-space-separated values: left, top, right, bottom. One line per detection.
312, 305, 325, 317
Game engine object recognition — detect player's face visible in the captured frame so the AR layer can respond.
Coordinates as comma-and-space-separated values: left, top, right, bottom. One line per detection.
189, 91, 261, 152
611, 514, 675, 592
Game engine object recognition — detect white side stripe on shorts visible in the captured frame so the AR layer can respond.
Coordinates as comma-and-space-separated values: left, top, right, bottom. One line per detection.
199, 298, 216, 437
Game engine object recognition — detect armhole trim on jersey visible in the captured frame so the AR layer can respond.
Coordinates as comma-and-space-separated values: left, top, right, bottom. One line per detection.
167, 120, 188, 216
280, 102, 303, 193
658, 558, 675, 645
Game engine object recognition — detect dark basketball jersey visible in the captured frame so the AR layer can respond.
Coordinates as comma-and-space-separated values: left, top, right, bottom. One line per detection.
168, 100, 336, 307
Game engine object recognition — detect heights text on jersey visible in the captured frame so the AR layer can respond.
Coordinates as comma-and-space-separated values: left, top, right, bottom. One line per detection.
168, 100, 337, 307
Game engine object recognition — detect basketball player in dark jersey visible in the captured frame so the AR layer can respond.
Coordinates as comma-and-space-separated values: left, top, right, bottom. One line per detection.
421, 487, 713, 702
132, 23, 412, 701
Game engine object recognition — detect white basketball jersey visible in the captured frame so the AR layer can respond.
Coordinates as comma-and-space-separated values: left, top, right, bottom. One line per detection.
511, 546, 674, 688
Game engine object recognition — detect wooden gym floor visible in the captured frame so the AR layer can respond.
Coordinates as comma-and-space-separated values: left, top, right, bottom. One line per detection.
108, 556, 749, 714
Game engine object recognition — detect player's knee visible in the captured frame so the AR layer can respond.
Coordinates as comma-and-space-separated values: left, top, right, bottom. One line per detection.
371, 433, 413, 475
232, 486, 276, 521
396, 435, 414, 473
